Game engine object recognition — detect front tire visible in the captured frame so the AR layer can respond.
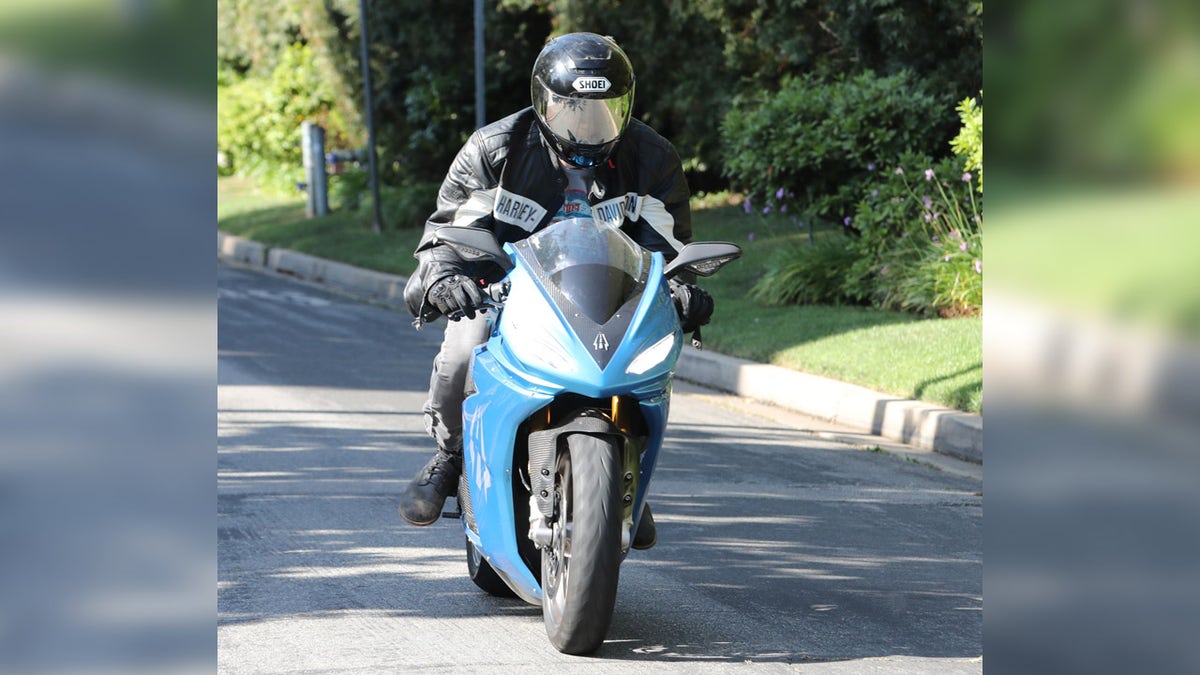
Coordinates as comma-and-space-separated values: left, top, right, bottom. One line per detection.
541, 433, 623, 654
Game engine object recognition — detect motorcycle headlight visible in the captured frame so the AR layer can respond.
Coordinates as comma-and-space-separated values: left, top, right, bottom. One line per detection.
510, 327, 573, 373
503, 298, 575, 374
626, 333, 677, 375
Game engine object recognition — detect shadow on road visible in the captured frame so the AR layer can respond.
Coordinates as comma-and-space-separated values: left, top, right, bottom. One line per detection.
219, 417, 980, 664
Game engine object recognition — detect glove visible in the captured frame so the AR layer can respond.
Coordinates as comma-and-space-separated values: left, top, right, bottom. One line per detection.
427, 274, 485, 321
669, 280, 714, 333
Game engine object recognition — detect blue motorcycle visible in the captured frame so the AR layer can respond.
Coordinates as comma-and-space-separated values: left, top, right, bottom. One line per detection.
430, 217, 740, 654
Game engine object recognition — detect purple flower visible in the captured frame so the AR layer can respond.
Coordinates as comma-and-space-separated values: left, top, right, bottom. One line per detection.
932, 235, 940, 243
871, 189, 879, 198
775, 187, 785, 200
973, 259, 982, 274
843, 216, 853, 226
924, 168, 935, 181
762, 205, 771, 214
880, 264, 890, 275
962, 172, 973, 182
894, 167, 904, 175
924, 213, 933, 222
780, 204, 788, 213
959, 241, 968, 251
922, 195, 933, 210
743, 198, 751, 214
867, 162, 876, 172
748, 231, 755, 242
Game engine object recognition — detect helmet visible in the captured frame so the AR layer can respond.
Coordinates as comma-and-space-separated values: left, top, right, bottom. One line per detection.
531, 33, 635, 168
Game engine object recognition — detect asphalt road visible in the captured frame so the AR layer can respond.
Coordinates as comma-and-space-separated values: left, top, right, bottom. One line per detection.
218, 263, 982, 673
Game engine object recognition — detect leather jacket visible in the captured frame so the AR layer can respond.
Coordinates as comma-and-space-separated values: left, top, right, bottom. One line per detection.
408, 107, 692, 312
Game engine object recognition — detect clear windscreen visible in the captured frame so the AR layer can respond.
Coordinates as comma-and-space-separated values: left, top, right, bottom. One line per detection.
523, 218, 649, 325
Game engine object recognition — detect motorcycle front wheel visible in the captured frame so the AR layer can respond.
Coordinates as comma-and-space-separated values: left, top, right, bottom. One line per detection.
541, 433, 623, 655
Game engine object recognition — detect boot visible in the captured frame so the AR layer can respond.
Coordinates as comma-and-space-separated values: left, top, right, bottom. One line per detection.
632, 503, 657, 550
398, 450, 462, 526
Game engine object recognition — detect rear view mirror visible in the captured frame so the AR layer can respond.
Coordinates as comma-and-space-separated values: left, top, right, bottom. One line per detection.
433, 226, 513, 271
664, 242, 742, 279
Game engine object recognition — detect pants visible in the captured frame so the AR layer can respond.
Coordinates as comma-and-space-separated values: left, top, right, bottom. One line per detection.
422, 312, 491, 457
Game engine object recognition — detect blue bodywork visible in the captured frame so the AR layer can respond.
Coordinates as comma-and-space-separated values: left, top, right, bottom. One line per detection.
459, 220, 681, 603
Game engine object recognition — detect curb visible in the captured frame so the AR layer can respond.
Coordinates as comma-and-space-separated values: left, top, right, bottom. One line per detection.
673, 347, 982, 463
219, 231, 982, 463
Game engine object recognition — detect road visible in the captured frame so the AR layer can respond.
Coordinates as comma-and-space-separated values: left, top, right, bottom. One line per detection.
218, 263, 982, 673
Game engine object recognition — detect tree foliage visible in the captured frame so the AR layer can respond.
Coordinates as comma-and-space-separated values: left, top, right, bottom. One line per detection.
217, 0, 980, 197
722, 70, 946, 223
551, 0, 981, 189
218, 0, 551, 185
218, 43, 354, 189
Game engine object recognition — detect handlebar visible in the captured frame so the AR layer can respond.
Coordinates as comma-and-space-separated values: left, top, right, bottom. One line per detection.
412, 279, 509, 330
412, 279, 703, 349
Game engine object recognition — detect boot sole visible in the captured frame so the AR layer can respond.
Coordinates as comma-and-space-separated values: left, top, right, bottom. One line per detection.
398, 505, 441, 527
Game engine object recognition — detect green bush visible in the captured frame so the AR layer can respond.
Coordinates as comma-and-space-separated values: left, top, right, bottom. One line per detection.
950, 95, 983, 193
885, 230, 983, 317
374, 182, 441, 230
217, 43, 353, 191
721, 70, 949, 224
862, 154, 983, 316
751, 236, 861, 306
329, 169, 369, 212
747, 150, 983, 317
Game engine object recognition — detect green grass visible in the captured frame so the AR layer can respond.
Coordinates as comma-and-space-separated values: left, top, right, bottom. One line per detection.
218, 180, 983, 413
692, 203, 982, 413
218, 178, 423, 277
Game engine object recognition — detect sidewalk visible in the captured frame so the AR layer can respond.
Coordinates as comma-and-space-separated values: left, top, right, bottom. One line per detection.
219, 231, 984, 463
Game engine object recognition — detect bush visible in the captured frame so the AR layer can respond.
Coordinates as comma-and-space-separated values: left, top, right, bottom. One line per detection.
721, 70, 949, 224
751, 236, 861, 306
746, 151, 983, 317
217, 43, 354, 191
375, 182, 441, 230
950, 95, 983, 193
329, 169, 369, 212
862, 154, 983, 316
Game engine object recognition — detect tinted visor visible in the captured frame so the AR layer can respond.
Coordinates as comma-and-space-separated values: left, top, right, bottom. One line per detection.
534, 79, 632, 147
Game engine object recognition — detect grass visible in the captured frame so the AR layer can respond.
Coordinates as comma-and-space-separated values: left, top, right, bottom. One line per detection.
218, 179, 982, 413
690, 203, 981, 412
218, 178, 423, 277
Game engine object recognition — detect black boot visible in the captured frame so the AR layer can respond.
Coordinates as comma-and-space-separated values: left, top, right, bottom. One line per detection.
398, 450, 462, 526
632, 503, 657, 550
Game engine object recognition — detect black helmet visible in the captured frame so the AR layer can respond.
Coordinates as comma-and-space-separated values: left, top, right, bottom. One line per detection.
531, 33, 635, 168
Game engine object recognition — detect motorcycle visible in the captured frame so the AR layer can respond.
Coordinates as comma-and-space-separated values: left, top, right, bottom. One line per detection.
425, 217, 740, 654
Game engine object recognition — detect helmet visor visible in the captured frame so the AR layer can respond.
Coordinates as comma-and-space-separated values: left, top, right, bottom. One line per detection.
535, 81, 632, 147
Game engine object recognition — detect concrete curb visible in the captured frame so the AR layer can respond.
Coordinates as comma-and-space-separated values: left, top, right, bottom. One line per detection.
217, 232, 266, 268
674, 347, 982, 463
219, 231, 982, 463
266, 248, 410, 306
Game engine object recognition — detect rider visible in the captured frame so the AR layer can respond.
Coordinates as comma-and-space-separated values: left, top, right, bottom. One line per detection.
398, 33, 714, 549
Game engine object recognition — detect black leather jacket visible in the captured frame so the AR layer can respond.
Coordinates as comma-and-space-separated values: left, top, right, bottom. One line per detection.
409, 107, 692, 305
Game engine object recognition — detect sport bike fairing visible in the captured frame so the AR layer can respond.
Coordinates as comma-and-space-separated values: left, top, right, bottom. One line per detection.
493, 218, 682, 389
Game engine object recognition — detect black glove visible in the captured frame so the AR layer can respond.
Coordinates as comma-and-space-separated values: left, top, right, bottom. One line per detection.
669, 280, 714, 333
427, 274, 485, 321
